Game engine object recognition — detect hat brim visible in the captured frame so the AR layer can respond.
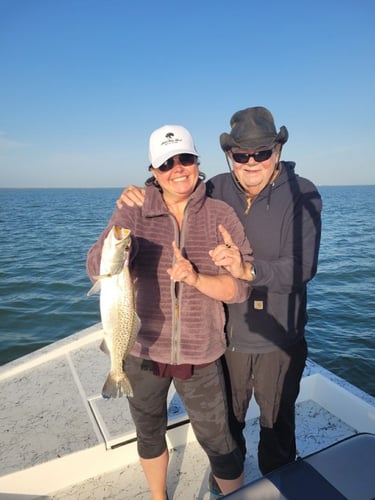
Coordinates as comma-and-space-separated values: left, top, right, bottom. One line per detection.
220, 126, 288, 151
151, 148, 198, 169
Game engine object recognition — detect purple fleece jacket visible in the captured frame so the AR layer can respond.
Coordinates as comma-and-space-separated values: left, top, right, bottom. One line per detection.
87, 180, 251, 365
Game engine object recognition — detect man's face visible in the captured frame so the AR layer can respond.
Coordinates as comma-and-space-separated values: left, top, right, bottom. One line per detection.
229, 145, 280, 195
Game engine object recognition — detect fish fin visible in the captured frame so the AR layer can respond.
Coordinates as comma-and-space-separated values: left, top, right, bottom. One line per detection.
100, 339, 110, 355
102, 371, 133, 399
87, 273, 114, 296
87, 280, 101, 296
132, 312, 142, 337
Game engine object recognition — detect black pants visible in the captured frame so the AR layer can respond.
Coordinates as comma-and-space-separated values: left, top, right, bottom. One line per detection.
223, 339, 308, 474
124, 355, 244, 479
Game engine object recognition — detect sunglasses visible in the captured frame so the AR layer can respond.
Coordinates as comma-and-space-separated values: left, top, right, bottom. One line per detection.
157, 153, 197, 172
231, 149, 273, 164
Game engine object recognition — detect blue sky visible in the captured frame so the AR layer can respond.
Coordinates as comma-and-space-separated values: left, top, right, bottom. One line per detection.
1, 0, 374, 188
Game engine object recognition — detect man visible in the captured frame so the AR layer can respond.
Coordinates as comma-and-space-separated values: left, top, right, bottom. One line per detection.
208, 107, 322, 477
119, 107, 322, 484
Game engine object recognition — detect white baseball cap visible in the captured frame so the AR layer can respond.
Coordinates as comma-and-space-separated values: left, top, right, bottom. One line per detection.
148, 125, 198, 168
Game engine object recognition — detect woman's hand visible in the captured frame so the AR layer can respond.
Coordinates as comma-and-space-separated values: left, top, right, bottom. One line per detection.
167, 241, 199, 286
168, 238, 248, 302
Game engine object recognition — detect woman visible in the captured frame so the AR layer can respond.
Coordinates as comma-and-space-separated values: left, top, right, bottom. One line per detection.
87, 125, 252, 499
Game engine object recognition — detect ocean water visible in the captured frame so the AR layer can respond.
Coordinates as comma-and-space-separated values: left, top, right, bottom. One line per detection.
0, 186, 374, 396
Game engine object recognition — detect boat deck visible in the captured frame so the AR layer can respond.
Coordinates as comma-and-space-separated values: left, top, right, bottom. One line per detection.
1, 323, 374, 499
50, 399, 358, 500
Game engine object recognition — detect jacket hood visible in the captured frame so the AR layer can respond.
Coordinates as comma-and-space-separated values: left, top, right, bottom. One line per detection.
264, 162, 296, 209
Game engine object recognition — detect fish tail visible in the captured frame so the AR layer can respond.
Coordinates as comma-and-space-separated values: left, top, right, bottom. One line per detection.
102, 371, 133, 399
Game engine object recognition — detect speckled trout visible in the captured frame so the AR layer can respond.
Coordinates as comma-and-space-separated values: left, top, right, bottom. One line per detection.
89, 226, 141, 398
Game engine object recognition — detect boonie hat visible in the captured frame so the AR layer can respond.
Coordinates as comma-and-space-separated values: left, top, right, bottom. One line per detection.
149, 125, 198, 168
220, 106, 288, 151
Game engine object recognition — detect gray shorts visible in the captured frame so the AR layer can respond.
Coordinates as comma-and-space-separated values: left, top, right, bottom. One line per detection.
124, 355, 243, 479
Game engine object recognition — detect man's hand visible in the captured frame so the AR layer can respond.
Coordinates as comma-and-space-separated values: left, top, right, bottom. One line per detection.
209, 224, 254, 280
116, 185, 146, 208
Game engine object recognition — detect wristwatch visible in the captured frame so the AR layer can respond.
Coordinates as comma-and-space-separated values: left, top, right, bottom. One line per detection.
249, 264, 256, 281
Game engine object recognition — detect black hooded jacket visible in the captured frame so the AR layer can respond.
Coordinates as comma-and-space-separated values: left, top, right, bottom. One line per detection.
206, 161, 322, 353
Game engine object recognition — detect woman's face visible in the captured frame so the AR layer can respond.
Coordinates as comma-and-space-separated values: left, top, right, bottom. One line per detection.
152, 154, 199, 201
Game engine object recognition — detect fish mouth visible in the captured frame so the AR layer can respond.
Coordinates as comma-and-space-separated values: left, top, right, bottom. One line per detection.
114, 226, 131, 239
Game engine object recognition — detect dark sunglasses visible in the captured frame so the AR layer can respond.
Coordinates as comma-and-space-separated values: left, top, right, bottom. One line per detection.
232, 149, 273, 164
157, 153, 197, 172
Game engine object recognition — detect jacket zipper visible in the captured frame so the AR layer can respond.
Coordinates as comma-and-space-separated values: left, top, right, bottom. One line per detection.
170, 215, 183, 365
169, 200, 191, 365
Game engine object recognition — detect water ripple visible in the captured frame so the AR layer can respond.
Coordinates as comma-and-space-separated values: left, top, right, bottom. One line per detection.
0, 186, 374, 396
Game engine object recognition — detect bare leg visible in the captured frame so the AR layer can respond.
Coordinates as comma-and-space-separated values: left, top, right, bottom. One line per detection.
215, 471, 244, 495
140, 448, 169, 500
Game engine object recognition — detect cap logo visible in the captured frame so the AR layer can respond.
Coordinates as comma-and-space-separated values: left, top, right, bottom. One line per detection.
161, 132, 182, 147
